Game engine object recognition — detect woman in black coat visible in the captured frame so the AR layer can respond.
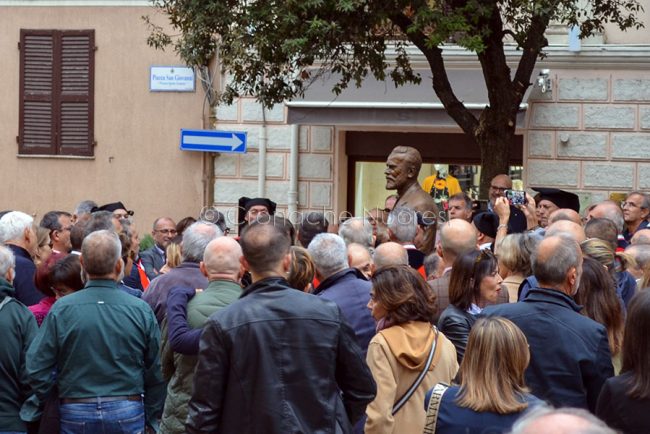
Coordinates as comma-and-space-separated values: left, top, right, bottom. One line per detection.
596, 289, 650, 433
437, 249, 502, 363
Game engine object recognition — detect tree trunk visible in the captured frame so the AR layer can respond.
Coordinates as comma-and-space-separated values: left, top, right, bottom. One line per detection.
475, 107, 514, 200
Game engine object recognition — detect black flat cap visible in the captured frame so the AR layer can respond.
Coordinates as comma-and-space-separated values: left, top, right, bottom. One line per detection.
473, 212, 499, 239
532, 188, 580, 212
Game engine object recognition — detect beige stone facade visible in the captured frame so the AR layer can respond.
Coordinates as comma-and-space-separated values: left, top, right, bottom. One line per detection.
0, 3, 206, 229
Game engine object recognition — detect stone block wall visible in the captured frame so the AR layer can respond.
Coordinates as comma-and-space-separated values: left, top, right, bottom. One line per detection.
211, 97, 336, 228
526, 71, 650, 208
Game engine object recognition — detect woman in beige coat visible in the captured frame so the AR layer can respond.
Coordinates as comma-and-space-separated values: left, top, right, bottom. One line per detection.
365, 265, 459, 434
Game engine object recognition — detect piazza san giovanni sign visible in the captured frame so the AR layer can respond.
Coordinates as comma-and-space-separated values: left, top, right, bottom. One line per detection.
150, 66, 195, 92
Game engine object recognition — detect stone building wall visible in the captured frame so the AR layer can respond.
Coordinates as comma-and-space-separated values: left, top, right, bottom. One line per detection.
526, 71, 650, 208
212, 98, 337, 228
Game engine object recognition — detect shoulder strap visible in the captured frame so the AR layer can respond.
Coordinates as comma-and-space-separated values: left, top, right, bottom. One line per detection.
392, 327, 439, 415
423, 383, 449, 434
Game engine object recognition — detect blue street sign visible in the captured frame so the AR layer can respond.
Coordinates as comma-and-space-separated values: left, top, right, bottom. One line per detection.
180, 129, 247, 153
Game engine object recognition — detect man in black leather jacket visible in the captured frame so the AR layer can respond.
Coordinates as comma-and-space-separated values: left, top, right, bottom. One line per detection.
186, 218, 376, 434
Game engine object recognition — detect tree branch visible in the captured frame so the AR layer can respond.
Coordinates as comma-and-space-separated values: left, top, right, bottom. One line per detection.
389, 12, 479, 136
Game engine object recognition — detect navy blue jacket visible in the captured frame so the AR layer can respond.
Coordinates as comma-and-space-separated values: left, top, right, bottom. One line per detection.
426, 386, 542, 434
483, 287, 614, 411
313, 268, 376, 357
6, 244, 43, 306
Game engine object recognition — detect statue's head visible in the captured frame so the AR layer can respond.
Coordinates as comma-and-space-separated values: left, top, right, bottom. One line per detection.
385, 146, 422, 190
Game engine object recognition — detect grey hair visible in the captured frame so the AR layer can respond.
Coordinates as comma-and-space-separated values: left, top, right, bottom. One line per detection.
74, 200, 97, 216
308, 233, 348, 278
0, 245, 16, 277
423, 252, 441, 277
532, 235, 581, 286
0, 211, 34, 243
81, 230, 122, 276
338, 217, 373, 248
509, 405, 615, 434
625, 244, 650, 270
387, 207, 418, 243
593, 201, 625, 233
628, 191, 650, 210
498, 233, 539, 276
181, 221, 222, 263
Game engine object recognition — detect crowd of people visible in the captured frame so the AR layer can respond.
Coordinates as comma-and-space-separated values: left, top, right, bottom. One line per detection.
2, 146, 650, 434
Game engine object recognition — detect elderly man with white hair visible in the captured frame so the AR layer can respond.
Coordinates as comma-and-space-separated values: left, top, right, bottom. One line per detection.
0, 211, 41, 305
0, 245, 37, 433
309, 233, 376, 357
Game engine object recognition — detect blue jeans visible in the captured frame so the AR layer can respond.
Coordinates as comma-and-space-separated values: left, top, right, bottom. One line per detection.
59, 399, 144, 434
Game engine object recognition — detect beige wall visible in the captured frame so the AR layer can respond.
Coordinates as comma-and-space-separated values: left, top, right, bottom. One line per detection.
0, 6, 206, 229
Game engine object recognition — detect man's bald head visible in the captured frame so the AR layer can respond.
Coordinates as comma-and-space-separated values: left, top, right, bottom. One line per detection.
489, 174, 512, 205
588, 201, 625, 233
202, 237, 243, 280
347, 243, 373, 278
631, 228, 650, 245
545, 220, 586, 243
438, 219, 477, 264
511, 406, 615, 434
373, 242, 408, 269
549, 208, 582, 225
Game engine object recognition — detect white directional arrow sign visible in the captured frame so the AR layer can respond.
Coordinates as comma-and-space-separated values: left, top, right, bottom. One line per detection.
180, 129, 247, 153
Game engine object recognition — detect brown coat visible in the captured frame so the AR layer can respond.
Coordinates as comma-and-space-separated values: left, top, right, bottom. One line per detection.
428, 269, 510, 323
365, 321, 459, 434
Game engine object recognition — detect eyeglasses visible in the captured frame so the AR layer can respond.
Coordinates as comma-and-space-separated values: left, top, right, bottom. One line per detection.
473, 249, 496, 276
621, 201, 647, 210
155, 229, 177, 235
490, 185, 508, 192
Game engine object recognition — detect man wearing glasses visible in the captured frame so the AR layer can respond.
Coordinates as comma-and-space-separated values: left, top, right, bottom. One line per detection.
487, 174, 512, 212
140, 217, 177, 280
40, 210, 73, 254
621, 191, 650, 243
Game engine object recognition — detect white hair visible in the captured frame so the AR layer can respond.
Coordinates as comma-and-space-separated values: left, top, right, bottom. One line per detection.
387, 207, 418, 242
338, 217, 373, 248
0, 245, 16, 276
182, 221, 222, 263
0, 211, 34, 243
308, 233, 349, 278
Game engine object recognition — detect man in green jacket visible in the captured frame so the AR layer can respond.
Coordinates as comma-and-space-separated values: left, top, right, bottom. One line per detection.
160, 236, 244, 434
23, 230, 165, 433
0, 245, 37, 433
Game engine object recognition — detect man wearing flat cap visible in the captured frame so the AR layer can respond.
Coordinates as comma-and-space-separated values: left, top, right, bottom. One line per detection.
533, 188, 580, 229
237, 197, 277, 232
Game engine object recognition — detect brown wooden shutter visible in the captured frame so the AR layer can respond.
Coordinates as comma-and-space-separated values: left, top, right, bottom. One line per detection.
19, 30, 56, 155
19, 29, 94, 156
58, 30, 94, 156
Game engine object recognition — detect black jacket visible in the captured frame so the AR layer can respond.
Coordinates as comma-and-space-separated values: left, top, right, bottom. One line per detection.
596, 372, 650, 434
186, 277, 376, 434
484, 287, 614, 411
437, 304, 476, 364
6, 244, 42, 306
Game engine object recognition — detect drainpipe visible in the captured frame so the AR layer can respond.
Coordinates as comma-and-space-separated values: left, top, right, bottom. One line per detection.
258, 106, 267, 196
288, 124, 300, 222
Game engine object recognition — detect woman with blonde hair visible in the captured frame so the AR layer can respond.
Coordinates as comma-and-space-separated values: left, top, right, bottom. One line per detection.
424, 317, 541, 434
365, 265, 458, 434
497, 233, 539, 302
